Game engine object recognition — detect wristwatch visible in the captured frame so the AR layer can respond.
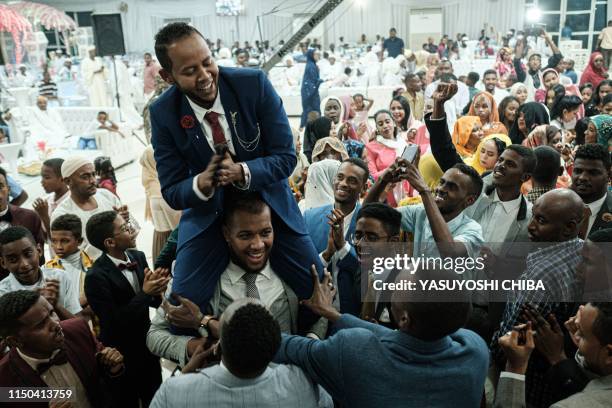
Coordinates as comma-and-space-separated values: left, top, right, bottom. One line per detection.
199, 315, 216, 330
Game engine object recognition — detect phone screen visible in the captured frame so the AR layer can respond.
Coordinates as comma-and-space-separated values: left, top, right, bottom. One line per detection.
401, 145, 419, 163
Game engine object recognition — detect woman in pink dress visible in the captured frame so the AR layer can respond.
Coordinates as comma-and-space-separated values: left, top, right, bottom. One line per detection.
365, 110, 413, 207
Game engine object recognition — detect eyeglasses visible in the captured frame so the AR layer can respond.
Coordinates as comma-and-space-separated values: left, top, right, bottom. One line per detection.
349, 233, 390, 245
114, 222, 135, 236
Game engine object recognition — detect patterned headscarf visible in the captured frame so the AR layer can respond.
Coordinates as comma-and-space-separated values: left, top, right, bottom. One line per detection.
468, 91, 501, 123
590, 114, 612, 149
311, 137, 349, 162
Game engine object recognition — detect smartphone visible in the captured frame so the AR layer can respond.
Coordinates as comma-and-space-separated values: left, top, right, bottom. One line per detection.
401, 144, 419, 163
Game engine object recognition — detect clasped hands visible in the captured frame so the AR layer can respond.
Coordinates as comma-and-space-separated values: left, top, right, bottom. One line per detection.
197, 150, 245, 196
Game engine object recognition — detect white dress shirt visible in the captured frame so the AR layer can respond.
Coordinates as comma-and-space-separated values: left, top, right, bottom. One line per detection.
0, 268, 81, 314
218, 261, 284, 309
106, 252, 140, 294
586, 194, 607, 236
480, 191, 522, 242
425, 80, 470, 117
186, 93, 251, 200
17, 348, 92, 408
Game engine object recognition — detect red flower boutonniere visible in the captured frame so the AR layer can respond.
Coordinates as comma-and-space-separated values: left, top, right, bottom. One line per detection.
602, 212, 612, 223
180, 115, 195, 129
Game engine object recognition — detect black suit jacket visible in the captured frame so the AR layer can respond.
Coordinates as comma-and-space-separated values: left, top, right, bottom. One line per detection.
588, 191, 612, 238
84, 250, 161, 359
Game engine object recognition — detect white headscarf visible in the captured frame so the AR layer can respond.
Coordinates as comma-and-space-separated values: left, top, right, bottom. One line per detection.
301, 159, 340, 212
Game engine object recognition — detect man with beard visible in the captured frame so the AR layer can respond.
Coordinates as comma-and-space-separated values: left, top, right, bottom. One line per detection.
146, 191, 326, 368
570, 144, 612, 239
303, 158, 368, 315
150, 23, 321, 311
51, 157, 132, 260
365, 159, 484, 259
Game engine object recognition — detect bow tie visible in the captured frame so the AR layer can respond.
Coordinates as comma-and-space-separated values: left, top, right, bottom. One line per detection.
118, 262, 138, 272
37, 348, 68, 375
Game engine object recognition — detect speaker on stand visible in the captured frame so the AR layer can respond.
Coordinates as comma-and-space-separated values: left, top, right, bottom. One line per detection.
91, 14, 126, 121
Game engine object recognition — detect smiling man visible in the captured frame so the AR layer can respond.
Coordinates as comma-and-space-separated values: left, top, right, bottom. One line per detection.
303, 158, 369, 314
150, 23, 322, 310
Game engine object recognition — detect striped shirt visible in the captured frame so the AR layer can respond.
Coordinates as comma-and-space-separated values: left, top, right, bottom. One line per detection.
38, 81, 58, 98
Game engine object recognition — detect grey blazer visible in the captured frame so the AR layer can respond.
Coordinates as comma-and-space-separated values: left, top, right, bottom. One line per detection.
493, 376, 526, 408
463, 174, 532, 246
493, 373, 612, 408
147, 279, 327, 367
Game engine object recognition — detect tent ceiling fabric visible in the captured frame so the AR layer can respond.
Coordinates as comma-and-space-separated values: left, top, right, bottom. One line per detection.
37, 0, 525, 53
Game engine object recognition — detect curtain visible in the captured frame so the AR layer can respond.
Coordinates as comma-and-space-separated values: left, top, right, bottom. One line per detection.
442, 0, 525, 41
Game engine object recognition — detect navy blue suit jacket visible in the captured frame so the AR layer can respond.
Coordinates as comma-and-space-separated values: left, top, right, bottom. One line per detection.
304, 204, 362, 315
150, 67, 302, 246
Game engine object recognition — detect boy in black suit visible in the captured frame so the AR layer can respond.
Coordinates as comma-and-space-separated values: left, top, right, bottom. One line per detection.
84, 211, 170, 407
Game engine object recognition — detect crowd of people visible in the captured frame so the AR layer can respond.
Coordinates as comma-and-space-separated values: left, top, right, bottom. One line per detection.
0, 19, 611, 408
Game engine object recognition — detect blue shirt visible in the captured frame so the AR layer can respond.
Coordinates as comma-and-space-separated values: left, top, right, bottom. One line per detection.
275, 314, 489, 408
561, 26, 572, 39
396, 204, 483, 259
383, 37, 405, 58
7, 175, 23, 201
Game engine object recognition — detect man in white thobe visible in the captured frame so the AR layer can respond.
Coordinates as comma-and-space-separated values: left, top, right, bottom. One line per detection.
81, 47, 109, 107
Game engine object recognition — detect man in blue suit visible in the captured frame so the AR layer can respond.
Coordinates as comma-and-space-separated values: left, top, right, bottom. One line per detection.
150, 23, 322, 310
303, 158, 368, 315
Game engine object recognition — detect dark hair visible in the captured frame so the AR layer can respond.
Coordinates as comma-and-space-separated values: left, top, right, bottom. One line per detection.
0, 290, 41, 337
85, 211, 118, 251
547, 84, 566, 110
574, 117, 590, 146
505, 144, 537, 174
42, 158, 64, 178
94, 156, 116, 184
483, 69, 497, 78
144, 52, 152, 57
439, 73, 457, 83
603, 93, 612, 106
574, 143, 611, 171
593, 79, 612, 106
373, 109, 398, 137
344, 67, 352, 75
97, 111, 107, 117
579, 82, 593, 93
404, 73, 418, 83
395, 268, 471, 340
390, 96, 412, 131
467, 71, 480, 84
550, 95, 583, 121
498, 96, 520, 126
590, 302, 612, 345
0, 226, 36, 255
490, 137, 508, 157
356, 203, 402, 236
154, 23, 204, 71
0, 166, 7, 182
223, 190, 269, 227
341, 158, 369, 183
452, 163, 483, 197
50, 214, 83, 240
353, 93, 364, 100
532, 146, 561, 184
220, 302, 281, 375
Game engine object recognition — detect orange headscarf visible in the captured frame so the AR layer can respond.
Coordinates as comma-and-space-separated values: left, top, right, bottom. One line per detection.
452, 116, 482, 158
468, 91, 508, 135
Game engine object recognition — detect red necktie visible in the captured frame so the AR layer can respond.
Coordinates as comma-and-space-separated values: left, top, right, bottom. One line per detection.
204, 111, 226, 145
